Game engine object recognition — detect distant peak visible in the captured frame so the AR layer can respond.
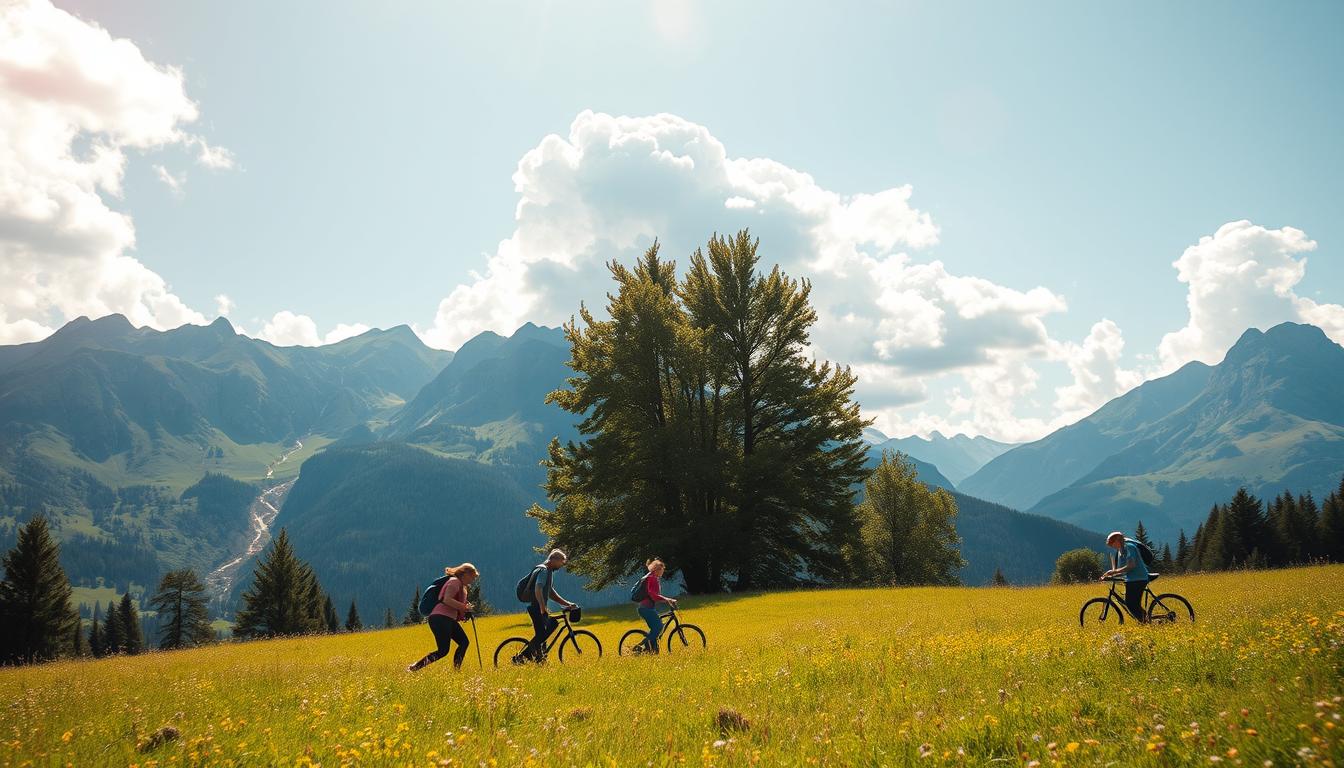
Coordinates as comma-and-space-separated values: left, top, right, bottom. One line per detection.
208, 316, 235, 334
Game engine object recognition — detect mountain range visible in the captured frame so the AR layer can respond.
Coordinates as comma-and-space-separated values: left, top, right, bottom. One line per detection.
961, 322, 1344, 542
5, 314, 1339, 612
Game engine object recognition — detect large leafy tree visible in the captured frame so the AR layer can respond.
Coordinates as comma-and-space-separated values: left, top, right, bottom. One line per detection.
233, 529, 327, 638
854, 451, 964, 586
0, 516, 79, 664
150, 569, 214, 650
532, 232, 869, 593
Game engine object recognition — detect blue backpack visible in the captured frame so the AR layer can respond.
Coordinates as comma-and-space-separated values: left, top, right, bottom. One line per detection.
630, 572, 650, 603
418, 574, 451, 616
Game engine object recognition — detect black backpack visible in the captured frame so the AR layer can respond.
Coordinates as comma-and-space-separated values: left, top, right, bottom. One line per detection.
630, 572, 650, 603
1125, 537, 1156, 568
418, 574, 451, 617
516, 566, 542, 603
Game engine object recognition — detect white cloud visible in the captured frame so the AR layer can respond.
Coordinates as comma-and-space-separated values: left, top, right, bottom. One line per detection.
213, 293, 235, 317
154, 164, 184, 194
1051, 319, 1145, 423
0, 0, 228, 342
422, 110, 1070, 440
252, 310, 370, 347
1158, 220, 1344, 370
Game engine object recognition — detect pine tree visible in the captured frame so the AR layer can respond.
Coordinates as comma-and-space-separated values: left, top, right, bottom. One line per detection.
1298, 493, 1321, 560
119, 592, 143, 655
70, 612, 85, 657
102, 600, 124, 655
1159, 543, 1174, 573
466, 580, 493, 617
403, 588, 422, 625
345, 600, 362, 632
1175, 530, 1190, 573
991, 567, 1008, 586
532, 234, 869, 593
322, 594, 339, 633
233, 529, 327, 638
1224, 488, 1267, 567
1133, 520, 1154, 551
0, 516, 80, 664
384, 608, 395, 628
855, 451, 964, 586
1319, 476, 1344, 562
150, 569, 214, 650
88, 603, 104, 658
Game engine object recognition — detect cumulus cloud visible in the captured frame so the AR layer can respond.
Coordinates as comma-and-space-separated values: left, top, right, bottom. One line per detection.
0, 0, 227, 342
1158, 220, 1344, 370
253, 310, 369, 347
213, 293, 235, 317
422, 110, 1071, 440
1051, 319, 1145, 423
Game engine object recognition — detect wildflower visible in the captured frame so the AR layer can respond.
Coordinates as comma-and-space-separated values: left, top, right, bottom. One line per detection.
917, 743, 933, 759
61, 732, 72, 743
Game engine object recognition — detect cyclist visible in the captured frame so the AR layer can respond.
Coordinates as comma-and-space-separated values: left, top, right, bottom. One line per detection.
517, 549, 575, 663
1100, 531, 1149, 623
407, 563, 477, 672
634, 558, 677, 653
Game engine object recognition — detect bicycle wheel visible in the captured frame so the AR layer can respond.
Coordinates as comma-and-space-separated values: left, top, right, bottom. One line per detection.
557, 629, 603, 665
664, 623, 706, 654
1147, 593, 1195, 624
1079, 597, 1125, 626
619, 628, 652, 656
492, 636, 531, 668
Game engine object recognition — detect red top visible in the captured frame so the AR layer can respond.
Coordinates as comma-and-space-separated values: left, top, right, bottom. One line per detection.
430, 577, 467, 620
639, 572, 662, 608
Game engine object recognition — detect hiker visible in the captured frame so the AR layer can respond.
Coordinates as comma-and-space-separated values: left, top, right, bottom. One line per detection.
517, 549, 575, 662
634, 557, 677, 653
407, 563, 477, 671
1100, 531, 1150, 623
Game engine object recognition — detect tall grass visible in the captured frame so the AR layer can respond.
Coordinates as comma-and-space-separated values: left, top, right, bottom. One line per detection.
3, 566, 1341, 766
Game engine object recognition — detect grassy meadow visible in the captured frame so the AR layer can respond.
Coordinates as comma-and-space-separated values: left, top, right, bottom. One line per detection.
3, 566, 1342, 767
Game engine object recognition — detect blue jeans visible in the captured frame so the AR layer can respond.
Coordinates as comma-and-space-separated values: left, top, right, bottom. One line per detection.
638, 605, 663, 652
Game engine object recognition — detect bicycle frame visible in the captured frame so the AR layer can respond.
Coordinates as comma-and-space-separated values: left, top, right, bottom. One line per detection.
1102, 577, 1155, 618
538, 609, 580, 654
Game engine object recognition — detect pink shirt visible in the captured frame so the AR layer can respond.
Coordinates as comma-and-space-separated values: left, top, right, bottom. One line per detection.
430, 576, 467, 620
639, 572, 662, 608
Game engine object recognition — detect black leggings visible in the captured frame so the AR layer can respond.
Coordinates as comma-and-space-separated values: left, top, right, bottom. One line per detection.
1124, 580, 1149, 623
413, 615, 469, 669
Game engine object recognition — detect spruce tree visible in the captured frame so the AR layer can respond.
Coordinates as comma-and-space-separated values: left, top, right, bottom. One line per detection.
88, 603, 103, 658
322, 594, 339, 633
345, 600, 362, 632
1133, 521, 1154, 550
1175, 530, 1190, 572
233, 529, 327, 638
384, 608, 395, 628
150, 569, 214, 650
1159, 543, 1174, 572
70, 612, 85, 657
1319, 476, 1344, 562
991, 567, 1008, 586
403, 588, 422, 625
0, 516, 79, 664
1298, 493, 1321, 560
102, 600, 124, 654
119, 592, 143, 655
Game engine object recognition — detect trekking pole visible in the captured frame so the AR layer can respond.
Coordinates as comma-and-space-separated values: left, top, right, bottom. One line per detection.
469, 615, 483, 670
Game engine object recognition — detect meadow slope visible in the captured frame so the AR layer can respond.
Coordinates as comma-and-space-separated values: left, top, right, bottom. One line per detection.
3, 567, 1342, 767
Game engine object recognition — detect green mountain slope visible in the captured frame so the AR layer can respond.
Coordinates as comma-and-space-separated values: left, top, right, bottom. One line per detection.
968, 322, 1344, 542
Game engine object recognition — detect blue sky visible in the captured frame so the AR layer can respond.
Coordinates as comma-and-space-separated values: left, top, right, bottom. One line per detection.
4, 1, 1343, 440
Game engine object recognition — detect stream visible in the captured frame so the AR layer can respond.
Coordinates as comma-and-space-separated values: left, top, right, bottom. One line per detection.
205, 440, 304, 611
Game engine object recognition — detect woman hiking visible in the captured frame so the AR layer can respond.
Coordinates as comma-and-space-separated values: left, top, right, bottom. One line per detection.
407, 563, 477, 671
634, 558, 676, 653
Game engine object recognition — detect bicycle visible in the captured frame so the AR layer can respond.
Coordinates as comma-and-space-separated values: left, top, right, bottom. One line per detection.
1079, 575, 1195, 626
492, 606, 602, 667
617, 607, 706, 655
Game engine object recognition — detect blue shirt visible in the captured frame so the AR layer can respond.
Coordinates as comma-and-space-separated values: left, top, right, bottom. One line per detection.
1118, 541, 1150, 582
530, 564, 553, 605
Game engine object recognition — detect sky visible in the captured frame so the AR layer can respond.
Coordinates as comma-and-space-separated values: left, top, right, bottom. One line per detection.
2, 0, 1342, 442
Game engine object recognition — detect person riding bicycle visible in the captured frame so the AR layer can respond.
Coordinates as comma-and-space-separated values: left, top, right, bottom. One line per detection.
517, 549, 575, 663
1101, 531, 1150, 623
634, 558, 677, 654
